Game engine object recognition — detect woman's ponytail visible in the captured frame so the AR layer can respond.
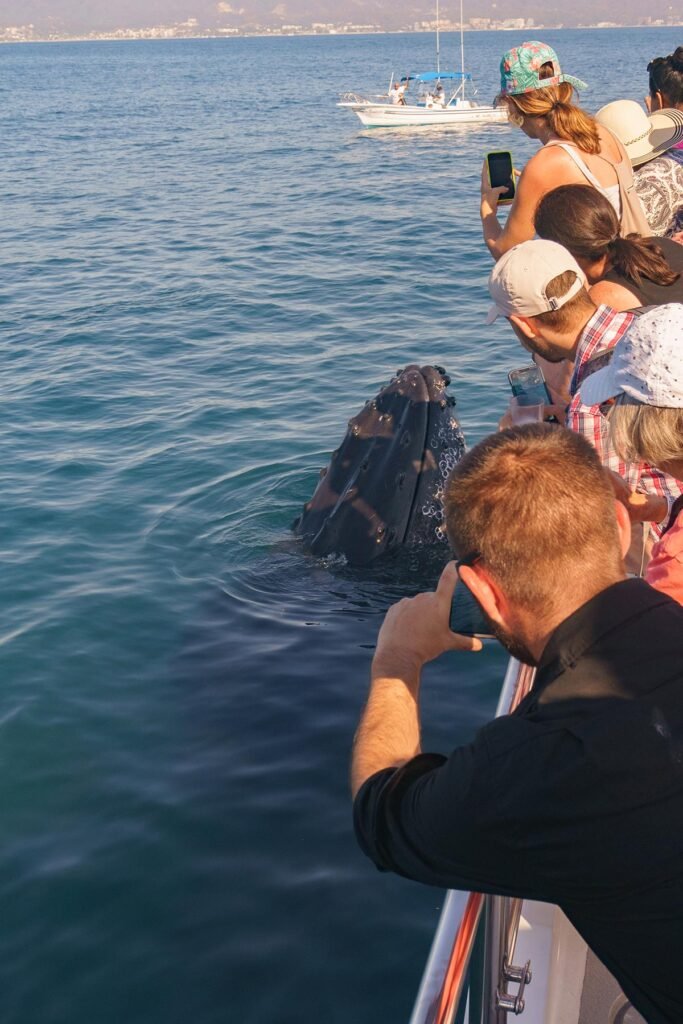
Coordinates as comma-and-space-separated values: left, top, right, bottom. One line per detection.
608, 235, 680, 288
534, 184, 681, 290
507, 83, 600, 153
548, 96, 600, 154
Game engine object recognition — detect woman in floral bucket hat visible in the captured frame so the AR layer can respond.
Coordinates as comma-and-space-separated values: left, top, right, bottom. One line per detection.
481, 41, 650, 260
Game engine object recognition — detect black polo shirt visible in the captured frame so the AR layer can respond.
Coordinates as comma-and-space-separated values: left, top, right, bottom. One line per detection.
354, 579, 683, 1024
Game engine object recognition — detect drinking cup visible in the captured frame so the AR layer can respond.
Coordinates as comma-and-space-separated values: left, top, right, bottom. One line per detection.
508, 397, 544, 426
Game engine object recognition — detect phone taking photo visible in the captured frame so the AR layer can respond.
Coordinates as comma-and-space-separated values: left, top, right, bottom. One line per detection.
486, 150, 515, 205
449, 576, 495, 640
508, 364, 553, 407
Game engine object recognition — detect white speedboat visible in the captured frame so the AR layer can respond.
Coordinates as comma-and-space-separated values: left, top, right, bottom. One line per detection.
338, 0, 507, 130
338, 72, 507, 129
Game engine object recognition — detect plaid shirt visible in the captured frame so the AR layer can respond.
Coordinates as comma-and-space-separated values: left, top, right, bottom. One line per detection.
567, 306, 681, 536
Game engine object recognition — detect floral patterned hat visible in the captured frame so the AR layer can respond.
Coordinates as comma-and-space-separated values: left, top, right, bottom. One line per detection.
499, 41, 588, 96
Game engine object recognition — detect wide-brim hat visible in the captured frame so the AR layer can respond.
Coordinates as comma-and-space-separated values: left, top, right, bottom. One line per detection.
595, 100, 683, 167
499, 41, 588, 97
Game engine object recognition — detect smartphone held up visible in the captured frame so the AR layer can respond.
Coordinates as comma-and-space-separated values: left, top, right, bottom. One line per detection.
486, 151, 515, 205
449, 575, 495, 640
507, 364, 557, 425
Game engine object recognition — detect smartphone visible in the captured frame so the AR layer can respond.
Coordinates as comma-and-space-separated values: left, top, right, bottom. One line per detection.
486, 150, 515, 205
449, 577, 495, 639
508, 364, 552, 407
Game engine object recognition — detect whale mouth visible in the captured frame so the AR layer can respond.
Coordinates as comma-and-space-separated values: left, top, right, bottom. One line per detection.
292, 364, 466, 566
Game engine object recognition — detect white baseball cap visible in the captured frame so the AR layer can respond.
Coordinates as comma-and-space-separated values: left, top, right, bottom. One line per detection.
579, 305, 683, 408
486, 240, 587, 325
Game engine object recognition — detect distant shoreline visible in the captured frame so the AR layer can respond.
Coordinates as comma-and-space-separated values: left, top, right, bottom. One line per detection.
1, 23, 681, 46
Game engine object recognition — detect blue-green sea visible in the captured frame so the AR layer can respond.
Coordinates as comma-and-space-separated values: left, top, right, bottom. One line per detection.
1, 27, 680, 1023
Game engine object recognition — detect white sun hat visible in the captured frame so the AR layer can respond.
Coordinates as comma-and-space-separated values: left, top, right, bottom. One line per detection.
486, 240, 587, 324
578, 305, 683, 408
595, 100, 683, 167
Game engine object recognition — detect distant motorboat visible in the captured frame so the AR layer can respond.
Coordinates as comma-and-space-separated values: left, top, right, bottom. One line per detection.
338, 72, 507, 128
338, 0, 507, 130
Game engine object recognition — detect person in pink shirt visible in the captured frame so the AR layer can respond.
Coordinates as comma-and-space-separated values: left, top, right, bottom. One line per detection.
579, 304, 683, 603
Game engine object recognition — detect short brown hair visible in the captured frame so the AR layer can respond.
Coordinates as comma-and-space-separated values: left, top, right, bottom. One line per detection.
445, 425, 622, 614
530, 270, 596, 332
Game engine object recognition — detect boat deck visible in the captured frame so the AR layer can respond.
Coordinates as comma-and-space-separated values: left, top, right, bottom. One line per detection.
514, 900, 646, 1024
580, 949, 646, 1024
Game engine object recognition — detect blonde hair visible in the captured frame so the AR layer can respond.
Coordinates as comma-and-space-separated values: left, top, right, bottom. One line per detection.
609, 397, 683, 466
503, 82, 600, 153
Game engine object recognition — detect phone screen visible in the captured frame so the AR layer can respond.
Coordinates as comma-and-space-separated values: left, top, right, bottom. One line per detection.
450, 578, 495, 639
508, 365, 552, 407
487, 151, 515, 202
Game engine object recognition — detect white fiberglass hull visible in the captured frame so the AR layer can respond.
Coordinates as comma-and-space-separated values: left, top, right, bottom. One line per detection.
339, 101, 508, 129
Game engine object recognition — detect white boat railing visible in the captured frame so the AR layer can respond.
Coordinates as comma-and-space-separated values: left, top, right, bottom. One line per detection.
409, 657, 536, 1024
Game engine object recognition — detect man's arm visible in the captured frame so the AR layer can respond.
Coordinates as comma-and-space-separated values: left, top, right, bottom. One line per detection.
351, 562, 481, 799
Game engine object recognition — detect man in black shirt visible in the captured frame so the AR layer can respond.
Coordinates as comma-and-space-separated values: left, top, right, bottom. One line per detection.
352, 425, 683, 1024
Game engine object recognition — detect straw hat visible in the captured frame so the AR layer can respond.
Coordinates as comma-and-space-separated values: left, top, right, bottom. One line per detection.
595, 100, 683, 167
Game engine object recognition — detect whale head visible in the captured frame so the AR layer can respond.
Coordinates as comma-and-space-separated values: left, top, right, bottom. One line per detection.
292, 365, 466, 565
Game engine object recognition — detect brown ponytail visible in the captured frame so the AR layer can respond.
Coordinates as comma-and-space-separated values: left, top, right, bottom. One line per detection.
608, 235, 679, 288
505, 82, 600, 153
534, 184, 681, 288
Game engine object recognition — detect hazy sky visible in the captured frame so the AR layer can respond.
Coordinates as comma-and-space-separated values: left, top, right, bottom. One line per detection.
1, 0, 678, 30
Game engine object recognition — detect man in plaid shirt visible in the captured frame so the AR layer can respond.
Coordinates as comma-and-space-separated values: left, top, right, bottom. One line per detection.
486, 240, 681, 540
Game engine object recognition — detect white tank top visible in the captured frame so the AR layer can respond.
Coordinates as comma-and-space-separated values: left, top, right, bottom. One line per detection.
553, 142, 622, 217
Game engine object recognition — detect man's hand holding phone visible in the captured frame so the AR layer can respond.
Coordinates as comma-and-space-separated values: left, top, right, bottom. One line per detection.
373, 563, 482, 679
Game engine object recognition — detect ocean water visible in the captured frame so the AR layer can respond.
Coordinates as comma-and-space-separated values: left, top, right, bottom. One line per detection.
0, 27, 680, 1024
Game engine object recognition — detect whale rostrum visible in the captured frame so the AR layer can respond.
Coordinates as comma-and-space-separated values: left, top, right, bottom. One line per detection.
293, 365, 466, 565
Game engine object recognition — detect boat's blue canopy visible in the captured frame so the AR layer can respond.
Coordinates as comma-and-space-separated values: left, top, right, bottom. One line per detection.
400, 71, 472, 83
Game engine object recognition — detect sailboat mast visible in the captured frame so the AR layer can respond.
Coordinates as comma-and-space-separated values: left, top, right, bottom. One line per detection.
460, 0, 465, 79
435, 0, 441, 76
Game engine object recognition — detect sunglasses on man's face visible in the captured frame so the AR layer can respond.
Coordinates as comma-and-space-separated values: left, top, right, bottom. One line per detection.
455, 551, 482, 572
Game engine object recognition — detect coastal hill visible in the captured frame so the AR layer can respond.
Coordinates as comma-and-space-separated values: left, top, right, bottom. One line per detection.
0, 0, 680, 36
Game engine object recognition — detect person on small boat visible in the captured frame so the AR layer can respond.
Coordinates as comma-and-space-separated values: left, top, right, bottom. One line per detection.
434, 83, 446, 107
480, 41, 649, 260
352, 422, 683, 1024
579, 305, 683, 605
485, 240, 681, 563
594, 100, 683, 239
390, 81, 407, 105
534, 184, 683, 310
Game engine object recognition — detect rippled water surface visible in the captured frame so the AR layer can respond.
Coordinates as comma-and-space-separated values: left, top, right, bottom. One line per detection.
1, 27, 680, 1023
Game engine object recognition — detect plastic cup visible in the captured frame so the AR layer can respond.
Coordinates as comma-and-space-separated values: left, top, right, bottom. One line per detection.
508, 397, 544, 425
